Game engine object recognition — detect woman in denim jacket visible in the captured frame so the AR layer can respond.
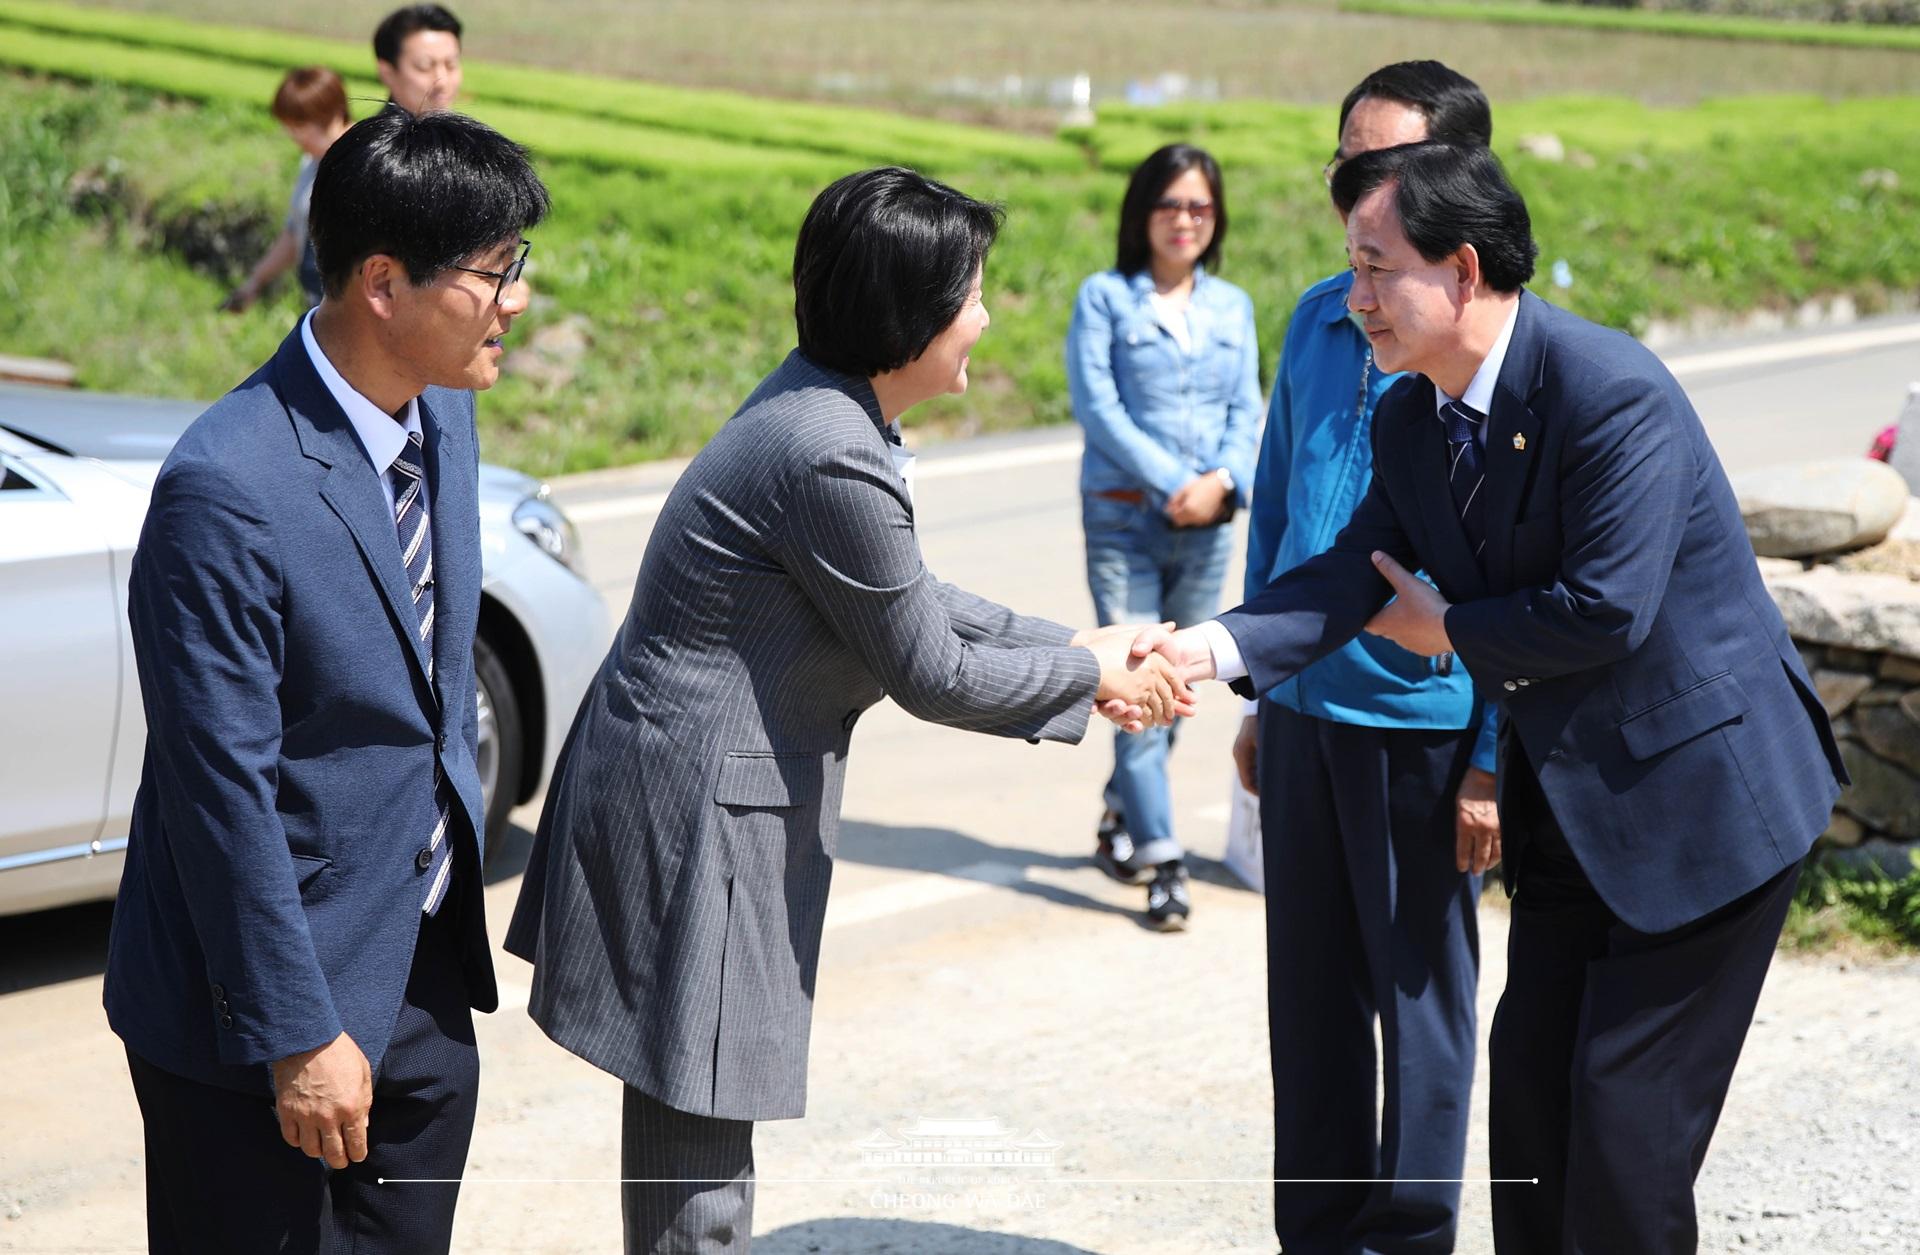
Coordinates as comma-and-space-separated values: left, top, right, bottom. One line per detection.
1065, 143, 1262, 929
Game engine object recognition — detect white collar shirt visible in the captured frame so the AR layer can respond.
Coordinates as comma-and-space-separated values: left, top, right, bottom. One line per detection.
1432, 299, 1520, 451
300, 309, 424, 515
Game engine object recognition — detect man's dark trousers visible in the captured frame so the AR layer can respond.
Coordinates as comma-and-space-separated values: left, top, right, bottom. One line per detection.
1260, 700, 1482, 1254
125, 904, 480, 1255
1489, 746, 1802, 1254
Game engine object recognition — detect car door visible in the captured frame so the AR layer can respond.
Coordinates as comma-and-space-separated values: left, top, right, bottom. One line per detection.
0, 449, 121, 871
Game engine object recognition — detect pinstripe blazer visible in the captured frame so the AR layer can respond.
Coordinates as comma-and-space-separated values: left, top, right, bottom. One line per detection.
506, 350, 1102, 1121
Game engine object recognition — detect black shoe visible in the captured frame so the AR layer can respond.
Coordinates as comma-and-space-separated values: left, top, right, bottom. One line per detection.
1093, 810, 1155, 886
1146, 860, 1191, 932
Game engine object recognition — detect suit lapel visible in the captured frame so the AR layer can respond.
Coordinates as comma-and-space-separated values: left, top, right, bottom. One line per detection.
278, 329, 436, 689
1479, 294, 1546, 594
1405, 377, 1490, 602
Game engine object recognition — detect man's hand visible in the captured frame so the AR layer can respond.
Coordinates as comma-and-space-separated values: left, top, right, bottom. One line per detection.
1087, 626, 1194, 730
1126, 623, 1218, 686
1363, 551, 1454, 657
1232, 715, 1259, 795
1164, 473, 1233, 528
1455, 766, 1500, 875
271, 1032, 372, 1170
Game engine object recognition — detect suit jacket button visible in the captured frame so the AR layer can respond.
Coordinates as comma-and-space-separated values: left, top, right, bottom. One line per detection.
210, 983, 225, 1002
1503, 680, 1519, 692
437, 730, 449, 752
416, 847, 434, 871
220, 1014, 234, 1029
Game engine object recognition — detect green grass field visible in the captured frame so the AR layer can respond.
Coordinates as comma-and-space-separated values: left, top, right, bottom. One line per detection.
57, 0, 1920, 124
1343, 0, 1920, 52
3, 4, 1920, 476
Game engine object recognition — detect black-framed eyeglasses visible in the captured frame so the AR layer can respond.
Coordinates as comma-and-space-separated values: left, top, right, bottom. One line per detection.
450, 239, 530, 305
1322, 151, 1346, 188
1150, 197, 1215, 222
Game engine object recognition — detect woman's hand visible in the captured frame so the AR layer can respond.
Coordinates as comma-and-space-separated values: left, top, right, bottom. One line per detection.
1083, 625, 1194, 729
1164, 472, 1232, 528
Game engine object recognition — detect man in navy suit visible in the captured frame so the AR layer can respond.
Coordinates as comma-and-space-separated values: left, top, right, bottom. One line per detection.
1141, 142, 1844, 1251
103, 108, 548, 1253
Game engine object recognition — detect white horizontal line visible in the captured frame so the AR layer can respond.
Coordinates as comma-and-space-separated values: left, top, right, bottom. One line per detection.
381, 1176, 1538, 1186
560, 441, 1081, 525
822, 859, 1025, 930
914, 441, 1081, 480
1663, 321, 1920, 378
564, 490, 673, 524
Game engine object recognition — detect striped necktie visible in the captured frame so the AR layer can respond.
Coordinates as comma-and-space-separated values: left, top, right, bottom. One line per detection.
1441, 399, 1489, 566
390, 431, 454, 915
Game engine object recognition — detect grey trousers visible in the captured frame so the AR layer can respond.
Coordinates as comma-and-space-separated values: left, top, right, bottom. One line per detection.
622, 1086, 756, 1254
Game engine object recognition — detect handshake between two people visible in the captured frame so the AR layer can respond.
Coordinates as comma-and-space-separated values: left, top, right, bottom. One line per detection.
1070, 622, 1216, 735
1066, 551, 1460, 737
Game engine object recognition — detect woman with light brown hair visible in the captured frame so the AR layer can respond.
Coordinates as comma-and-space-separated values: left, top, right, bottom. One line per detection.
221, 67, 351, 313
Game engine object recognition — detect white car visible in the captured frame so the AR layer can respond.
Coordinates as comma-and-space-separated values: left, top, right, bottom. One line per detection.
0, 382, 610, 916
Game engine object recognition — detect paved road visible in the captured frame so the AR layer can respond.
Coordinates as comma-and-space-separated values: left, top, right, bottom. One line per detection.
2, 317, 1918, 1253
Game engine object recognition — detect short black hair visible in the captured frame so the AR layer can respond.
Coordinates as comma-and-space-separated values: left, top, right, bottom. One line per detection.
1331, 142, 1537, 293
793, 167, 1002, 377
310, 108, 550, 299
1337, 61, 1492, 149
1115, 143, 1227, 276
373, 4, 462, 65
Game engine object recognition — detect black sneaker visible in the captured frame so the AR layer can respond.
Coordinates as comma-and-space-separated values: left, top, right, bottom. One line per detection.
1093, 810, 1154, 886
1146, 861, 1191, 932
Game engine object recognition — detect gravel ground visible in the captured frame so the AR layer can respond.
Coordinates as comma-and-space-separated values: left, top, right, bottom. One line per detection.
3, 852, 1917, 1253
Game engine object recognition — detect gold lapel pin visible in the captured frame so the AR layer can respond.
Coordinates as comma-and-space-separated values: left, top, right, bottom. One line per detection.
1512, 433, 1527, 452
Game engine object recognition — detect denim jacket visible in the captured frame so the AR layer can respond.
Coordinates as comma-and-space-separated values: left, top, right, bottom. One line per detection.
1066, 267, 1262, 508
1246, 271, 1497, 772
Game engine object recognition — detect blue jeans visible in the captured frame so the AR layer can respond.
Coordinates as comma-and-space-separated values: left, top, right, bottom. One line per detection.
1082, 494, 1234, 866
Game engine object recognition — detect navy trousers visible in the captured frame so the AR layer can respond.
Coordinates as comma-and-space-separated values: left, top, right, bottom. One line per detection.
1258, 701, 1482, 1254
126, 905, 479, 1254
1490, 748, 1801, 1254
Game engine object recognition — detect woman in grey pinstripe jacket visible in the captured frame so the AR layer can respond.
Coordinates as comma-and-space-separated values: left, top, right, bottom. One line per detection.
506, 167, 1191, 1254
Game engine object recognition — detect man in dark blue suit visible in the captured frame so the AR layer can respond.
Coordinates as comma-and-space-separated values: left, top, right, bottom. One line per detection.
103, 108, 548, 1254
1142, 142, 1844, 1251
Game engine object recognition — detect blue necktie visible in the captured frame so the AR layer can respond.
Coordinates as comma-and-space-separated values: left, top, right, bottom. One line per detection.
1441, 400, 1488, 566
391, 432, 454, 915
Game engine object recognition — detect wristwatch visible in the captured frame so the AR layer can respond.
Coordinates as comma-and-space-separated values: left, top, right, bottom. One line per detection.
1211, 467, 1235, 494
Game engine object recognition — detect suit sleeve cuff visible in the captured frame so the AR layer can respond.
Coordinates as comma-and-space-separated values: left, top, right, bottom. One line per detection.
1195, 619, 1249, 683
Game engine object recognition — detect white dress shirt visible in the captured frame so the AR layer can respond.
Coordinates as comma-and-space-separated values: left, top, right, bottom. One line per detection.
1204, 298, 1521, 686
300, 310, 424, 514
1433, 300, 1519, 446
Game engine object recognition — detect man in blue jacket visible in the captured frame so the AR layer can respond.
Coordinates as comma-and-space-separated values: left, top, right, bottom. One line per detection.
103, 109, 548, 1254
1234, 62, 1499, 1253
1152, 141, 1844, 1253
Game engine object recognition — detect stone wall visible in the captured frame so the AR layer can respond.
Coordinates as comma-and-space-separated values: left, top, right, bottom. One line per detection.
1746, 460, 1920, 872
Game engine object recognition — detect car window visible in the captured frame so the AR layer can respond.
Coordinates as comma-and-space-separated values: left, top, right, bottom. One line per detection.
1, 465, 36, 491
